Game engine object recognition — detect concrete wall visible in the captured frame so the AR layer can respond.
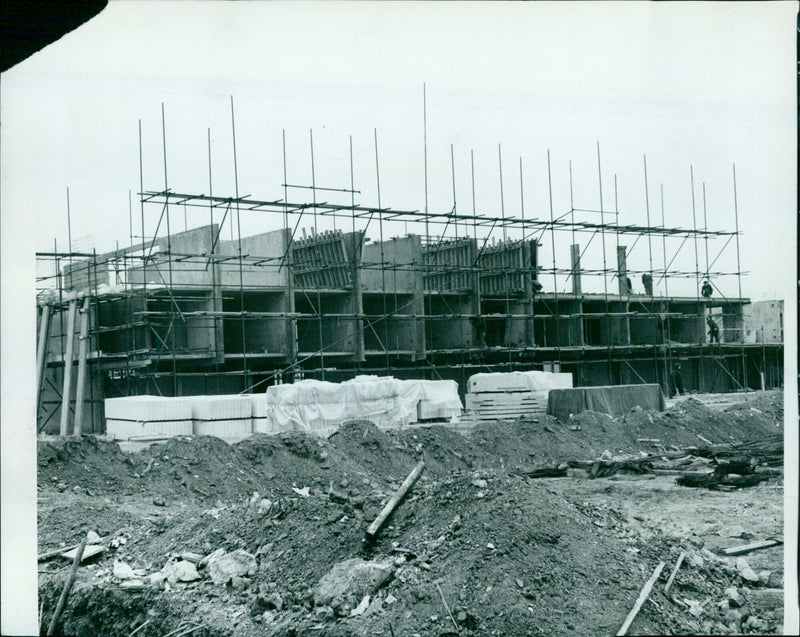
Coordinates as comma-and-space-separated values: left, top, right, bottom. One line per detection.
426, 295, 473, 350
532, 299, 582, 348
667, 302, 704, 344
743, 300, 783, 343
148, 292, 216, 357
127, 225, 217, 288
218, 228, 289, 289
295, 293, 357, 355
222, 291, 288, 355
361, 235, 423, 291
583, 300, 629, 346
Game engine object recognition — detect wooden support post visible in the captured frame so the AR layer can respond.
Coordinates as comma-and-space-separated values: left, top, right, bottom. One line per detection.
46, 534, 87, 636
59, 300, 77, 436
73, 297, 91, 435
36, 304, 51, 415
616, 561, 665, 636
365, 460, 425, 541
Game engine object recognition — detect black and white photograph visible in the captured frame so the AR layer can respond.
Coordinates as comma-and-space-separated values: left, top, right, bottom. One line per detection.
2, 2, 797, 635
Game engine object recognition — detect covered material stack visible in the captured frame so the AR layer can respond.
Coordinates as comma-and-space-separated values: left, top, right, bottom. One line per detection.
405, 379, 463, 421
547, 383, 666, 423
265, 376, 420, 436
464, 371, 574, 421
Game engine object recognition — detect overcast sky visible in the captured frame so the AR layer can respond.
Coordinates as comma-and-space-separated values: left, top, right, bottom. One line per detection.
1, 3, 798, 631
2, 1, 796, 301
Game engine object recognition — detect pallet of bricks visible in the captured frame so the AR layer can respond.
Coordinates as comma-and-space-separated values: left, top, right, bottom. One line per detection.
464, 370, 573, 422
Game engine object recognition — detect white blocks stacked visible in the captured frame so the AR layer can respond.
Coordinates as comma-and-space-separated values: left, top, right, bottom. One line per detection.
250, 393, 274, 434
464, 371, 573, 422
188, 395, 252, 436
105, 395, 253, 440
105, 396, 193, 440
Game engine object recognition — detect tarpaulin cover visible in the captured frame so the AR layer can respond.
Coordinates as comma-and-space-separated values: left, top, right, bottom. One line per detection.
403, 379, 463, 420
468, 371, 573, 394
265, 375, 420, 434
547, 384, 666, 423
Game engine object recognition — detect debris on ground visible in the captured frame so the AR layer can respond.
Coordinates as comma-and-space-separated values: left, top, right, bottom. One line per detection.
36, 389, 784, 636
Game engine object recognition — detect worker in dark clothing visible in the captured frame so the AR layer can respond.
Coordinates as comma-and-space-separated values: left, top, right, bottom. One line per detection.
701, 279, 713, 299
471, 315, 488, 349
671, 361, 685, 397
707, 316, 720, 344
642, 272, 653, 296
532, 280, 543, 294
625, 276, 633, 295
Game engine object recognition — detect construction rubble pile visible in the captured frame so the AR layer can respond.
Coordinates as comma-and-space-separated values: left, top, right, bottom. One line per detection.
37, 390, 784, 636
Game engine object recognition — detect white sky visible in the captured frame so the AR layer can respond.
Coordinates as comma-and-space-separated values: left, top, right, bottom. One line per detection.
1, 1, 797, 300
1, 2, 798, 632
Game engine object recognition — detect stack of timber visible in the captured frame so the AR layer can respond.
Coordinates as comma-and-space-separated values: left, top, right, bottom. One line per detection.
463, 371, 572, 422
516, 434, 782, 488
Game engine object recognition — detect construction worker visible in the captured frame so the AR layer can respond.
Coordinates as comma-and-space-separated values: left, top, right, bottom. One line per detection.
471, 315, 488, 349
671, 361, 685, 397
625, 275, 633, 295
642, 272, 653, 296
701, 279, 713, 299
707, 315, 720, 344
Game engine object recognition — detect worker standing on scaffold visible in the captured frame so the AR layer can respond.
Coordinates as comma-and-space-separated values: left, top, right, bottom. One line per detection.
642, 272, 653, 296
701, 279, 713, 299
707, 315, 720, 344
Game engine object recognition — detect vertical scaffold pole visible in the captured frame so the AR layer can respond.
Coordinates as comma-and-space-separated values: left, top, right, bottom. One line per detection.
231, 96, 248, 392
162, 103, 178, 396
596, 143, 611, 381
732, 164, 747, 393
36, 304, 51, 418
59, 300, 77, 436
374, 128, 389, 375
73, 296, 91, 435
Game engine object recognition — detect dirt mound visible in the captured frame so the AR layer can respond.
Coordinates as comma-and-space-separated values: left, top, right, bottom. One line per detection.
39, 473, 773, 637
36, 391, 785, 636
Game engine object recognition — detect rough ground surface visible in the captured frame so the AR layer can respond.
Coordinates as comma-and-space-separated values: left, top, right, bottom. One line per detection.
37, 390, 785, 636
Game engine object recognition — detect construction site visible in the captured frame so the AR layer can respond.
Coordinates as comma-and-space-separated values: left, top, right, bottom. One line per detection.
35, 107, 786, 636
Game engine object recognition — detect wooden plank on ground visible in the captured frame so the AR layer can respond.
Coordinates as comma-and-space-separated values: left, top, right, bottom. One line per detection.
663, 551, 686, 594
617, 561, 665, 636
365, 460, 425, 541
721, 539, 782, 556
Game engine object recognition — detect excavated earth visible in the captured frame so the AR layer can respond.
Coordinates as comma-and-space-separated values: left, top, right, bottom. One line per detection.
37, 390, 785, 636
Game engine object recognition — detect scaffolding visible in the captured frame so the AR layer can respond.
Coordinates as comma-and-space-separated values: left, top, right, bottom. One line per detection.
35, 98, 784, 435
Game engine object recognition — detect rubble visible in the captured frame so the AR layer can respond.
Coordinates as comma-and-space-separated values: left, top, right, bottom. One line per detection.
36, 390, 785, 636
205, 549, 257, 585
313, 558, 394, 609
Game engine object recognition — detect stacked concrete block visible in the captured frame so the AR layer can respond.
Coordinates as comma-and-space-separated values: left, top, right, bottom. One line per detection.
464, 371, 573, 422
250, 394, 273, 434
184, 395, 253, 436
105, 396, 193, 440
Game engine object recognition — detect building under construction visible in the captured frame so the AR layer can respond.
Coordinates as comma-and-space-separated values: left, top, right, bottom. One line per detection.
35, 121, 784, 435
